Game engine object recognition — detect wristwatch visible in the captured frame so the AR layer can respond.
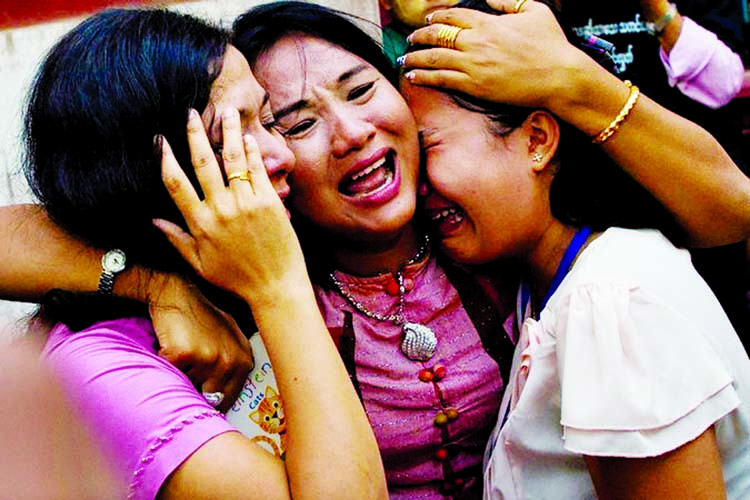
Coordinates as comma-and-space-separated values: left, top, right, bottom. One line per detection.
646, 3, 678, 36
98, 249, 127, 295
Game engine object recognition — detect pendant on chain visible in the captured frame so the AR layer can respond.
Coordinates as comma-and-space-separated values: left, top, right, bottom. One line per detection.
400, 322, 437, 361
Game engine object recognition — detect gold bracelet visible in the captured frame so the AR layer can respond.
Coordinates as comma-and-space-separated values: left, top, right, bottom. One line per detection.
592, 80, 640, 145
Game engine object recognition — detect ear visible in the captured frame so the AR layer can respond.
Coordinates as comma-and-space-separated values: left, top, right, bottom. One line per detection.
525, 110, 560, 174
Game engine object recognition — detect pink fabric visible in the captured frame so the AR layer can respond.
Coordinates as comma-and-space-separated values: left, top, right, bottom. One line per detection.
317, 256, 506, 499
660, 16, 745, 108
42, 317, 237, 500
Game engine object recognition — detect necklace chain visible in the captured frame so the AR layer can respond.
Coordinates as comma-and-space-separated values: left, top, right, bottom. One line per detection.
329, 235, 430, 325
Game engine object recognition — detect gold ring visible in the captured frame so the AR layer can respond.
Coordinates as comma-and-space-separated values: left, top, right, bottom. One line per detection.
227, 171, 252, 183
436, 25, 463, 50
513, 0, 529, 13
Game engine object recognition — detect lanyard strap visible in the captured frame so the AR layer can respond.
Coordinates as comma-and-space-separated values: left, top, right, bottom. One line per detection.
521, 226, 592, 319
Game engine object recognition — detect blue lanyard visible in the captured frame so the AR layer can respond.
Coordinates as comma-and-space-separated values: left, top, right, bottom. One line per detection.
521, 226, 592, 319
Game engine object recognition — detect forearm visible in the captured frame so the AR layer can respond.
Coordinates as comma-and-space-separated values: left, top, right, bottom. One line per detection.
548, 56, 750, 247
0, 204, 154, 302
248, 281, 387, 500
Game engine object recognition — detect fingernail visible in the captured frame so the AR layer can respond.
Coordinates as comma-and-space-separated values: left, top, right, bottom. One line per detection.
425, 13, 433, 24
404, 71, 415, 81
189, 108, 200, 120
396, 55, 406, 66
222, 107, 239, 120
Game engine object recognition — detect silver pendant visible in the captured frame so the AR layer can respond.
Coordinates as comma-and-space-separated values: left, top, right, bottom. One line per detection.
400, 322, 437, 361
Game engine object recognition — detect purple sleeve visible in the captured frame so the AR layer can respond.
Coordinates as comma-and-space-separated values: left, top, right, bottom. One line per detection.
42, 317, 238, 500
659, 16, 745, 108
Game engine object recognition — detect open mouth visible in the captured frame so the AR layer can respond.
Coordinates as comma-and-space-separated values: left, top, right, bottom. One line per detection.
430, 206, 464, 226
339, 152, 396, 198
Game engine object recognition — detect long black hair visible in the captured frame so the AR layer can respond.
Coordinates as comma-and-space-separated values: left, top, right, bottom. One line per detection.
24, 8, 232, 328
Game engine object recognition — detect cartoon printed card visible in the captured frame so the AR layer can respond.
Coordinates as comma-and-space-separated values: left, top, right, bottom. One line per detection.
226, 333, 286, 458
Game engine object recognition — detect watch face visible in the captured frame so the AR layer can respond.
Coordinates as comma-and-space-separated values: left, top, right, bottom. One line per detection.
102, 249, 126, 273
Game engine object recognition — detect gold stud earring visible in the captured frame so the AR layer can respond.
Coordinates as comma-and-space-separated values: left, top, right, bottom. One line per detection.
532, 152, 543, 163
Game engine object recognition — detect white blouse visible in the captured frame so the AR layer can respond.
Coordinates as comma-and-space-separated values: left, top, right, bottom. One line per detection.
484, 228, 750, 499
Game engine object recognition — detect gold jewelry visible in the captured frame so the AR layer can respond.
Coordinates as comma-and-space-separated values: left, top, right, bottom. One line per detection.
436, 25, 463, 50
592, 80, 640, 145
513, 0, 529, 13
227, 171, 252, 183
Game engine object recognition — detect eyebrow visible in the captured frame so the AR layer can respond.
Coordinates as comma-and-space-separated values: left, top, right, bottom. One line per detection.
272, 64, 370, 121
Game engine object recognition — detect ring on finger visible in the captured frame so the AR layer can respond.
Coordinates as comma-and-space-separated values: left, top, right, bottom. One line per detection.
436, 25, 464, 50
227, 171, 252, 183
513, 0, 529, 13
202, 391, 225, 407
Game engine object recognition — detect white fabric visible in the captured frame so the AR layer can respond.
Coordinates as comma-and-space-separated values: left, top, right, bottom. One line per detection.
484, 228, 750, 499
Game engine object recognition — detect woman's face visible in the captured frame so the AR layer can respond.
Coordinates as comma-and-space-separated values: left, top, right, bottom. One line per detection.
402, 82, 548, 264
251, 35, 420, 244
201, 45, 295, 202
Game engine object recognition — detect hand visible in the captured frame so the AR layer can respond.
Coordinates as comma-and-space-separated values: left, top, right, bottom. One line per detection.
155, 108, 308, 309
147, 272, 254, 413
401, 0, 588, 110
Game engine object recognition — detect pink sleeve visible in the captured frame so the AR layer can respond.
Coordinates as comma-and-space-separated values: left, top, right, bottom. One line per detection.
42, 317, 238, 500
659, 16, 745, 108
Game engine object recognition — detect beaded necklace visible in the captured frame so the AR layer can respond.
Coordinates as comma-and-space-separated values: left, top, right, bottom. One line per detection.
329, 235, 437, 361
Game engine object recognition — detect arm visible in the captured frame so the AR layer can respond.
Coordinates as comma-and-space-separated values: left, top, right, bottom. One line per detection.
585, 427, 725, 500
155, 108, 387, 500
401, 0, 750, 247
641, 0, 744, 108
0, 207, 253, 413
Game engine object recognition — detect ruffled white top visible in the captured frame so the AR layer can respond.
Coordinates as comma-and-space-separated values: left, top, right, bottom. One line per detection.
483, 228, 750, 499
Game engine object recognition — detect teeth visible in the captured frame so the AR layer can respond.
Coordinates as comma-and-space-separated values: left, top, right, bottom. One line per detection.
432, 207, 462, 222
351, 157, 387, 181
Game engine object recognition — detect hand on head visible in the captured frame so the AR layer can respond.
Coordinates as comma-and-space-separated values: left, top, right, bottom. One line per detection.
156, 108, 307, 308
400, 0, 582, 110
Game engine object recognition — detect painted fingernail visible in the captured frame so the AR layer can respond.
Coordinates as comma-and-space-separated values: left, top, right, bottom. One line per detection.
404, 71, 415, 81
396, 55, 406, 66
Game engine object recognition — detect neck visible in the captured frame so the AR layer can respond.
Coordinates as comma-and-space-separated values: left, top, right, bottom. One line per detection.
332, 224, 423, 277
525, 222, 580, 305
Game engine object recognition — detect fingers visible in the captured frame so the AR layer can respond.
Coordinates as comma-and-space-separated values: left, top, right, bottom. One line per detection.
186, 109, 226, 200
161, 135, 201, 221
222, 109, 255, 197
242, 134, 275, 197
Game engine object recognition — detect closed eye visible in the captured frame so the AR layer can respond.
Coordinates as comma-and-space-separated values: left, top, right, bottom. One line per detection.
348, 81, 375, 101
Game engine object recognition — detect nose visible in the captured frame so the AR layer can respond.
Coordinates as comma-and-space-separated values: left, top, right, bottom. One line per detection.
330, 106, 376, 158
258, 129, 295, 190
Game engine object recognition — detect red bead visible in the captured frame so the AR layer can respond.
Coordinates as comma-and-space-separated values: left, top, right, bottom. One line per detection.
418, 369, 434, 382
403, 277, 415, 291
432, 364, 447, 380
385, 278, 400, 296
444, 407, 459, 421
434, 448, 448, 461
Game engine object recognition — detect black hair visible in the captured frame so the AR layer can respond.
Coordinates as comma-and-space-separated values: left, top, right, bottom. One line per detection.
232, 1, 409, 284
233, 1, 397, 86
23, 8, 237, 328
413, 0, 683, 241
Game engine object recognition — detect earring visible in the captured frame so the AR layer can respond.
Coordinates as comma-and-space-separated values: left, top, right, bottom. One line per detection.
532, 151, 543, 163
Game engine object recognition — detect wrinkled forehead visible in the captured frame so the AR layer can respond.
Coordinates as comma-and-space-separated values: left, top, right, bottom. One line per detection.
250, 34, 370, 104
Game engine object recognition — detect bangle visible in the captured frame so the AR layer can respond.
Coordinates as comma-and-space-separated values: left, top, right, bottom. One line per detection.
592, 80, 640, 145
646, 3, 678, 36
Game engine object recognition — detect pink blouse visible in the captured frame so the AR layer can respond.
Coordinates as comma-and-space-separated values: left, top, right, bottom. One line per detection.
316, 255, 514, 499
